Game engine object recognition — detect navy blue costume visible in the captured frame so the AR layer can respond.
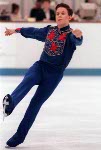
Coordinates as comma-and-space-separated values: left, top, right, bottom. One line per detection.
6, 25, 83, 147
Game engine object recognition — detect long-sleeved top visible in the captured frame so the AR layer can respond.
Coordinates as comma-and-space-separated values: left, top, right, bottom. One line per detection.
15, 25, 83, 71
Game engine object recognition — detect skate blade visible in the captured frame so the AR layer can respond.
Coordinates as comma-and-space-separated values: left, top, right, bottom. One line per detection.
3, 105, 8, 121
3, 99, 9, 105
2, 97, 10, 121
5, 145, 14, 149
3, 113, 7, 121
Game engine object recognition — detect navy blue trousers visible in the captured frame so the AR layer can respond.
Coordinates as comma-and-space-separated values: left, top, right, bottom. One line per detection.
11, 60, 63, 141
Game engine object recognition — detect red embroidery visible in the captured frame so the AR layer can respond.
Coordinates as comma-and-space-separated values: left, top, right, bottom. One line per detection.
44, 27, 69, 56
58, 33, 67, 41
47, 31, 55, 40
50, 43, 58, 52
15, 28, 21, 31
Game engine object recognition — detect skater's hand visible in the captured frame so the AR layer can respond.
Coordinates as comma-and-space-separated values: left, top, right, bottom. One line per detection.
72, 29, 82, 38
5, 28, 16, 36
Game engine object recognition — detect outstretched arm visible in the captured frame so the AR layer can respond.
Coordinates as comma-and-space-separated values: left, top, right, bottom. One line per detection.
70, 29, 83, 46
5, 25, 51, 42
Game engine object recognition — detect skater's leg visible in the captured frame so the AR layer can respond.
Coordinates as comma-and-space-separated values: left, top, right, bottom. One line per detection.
11, 61, 42, 107
6, 73, 63, 147
3, 61, 42, 117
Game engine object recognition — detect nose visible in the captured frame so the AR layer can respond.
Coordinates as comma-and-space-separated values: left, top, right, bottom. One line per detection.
58, 14, 62, 17
56, 13, 62, 20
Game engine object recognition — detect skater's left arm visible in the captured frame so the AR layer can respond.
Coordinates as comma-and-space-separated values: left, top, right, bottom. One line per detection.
70, 29, 83, 46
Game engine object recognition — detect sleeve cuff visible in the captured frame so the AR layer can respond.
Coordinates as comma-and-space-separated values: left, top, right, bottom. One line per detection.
15, 28, 21, 33
73, 34, 83, 40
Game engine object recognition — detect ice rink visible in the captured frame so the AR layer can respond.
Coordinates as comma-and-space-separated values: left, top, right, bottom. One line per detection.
0, 76, 101, 150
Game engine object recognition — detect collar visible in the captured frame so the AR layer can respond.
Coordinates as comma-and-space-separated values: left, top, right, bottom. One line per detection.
57, 25, 71, 34
60, 25, 70, 31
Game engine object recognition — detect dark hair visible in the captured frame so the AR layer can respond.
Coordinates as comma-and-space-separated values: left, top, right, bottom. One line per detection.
36, 0, 43, 2
55, 3, 73, 16
11, 3, 19, 13
42, 0, 50, 3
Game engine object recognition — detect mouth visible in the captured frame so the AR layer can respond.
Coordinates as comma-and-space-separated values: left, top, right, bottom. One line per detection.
58, 19, 62, 21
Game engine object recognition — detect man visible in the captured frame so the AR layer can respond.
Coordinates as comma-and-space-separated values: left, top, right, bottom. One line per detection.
30, 0, 44, 21
42, 0, 55, 21
3, 3, 83, 147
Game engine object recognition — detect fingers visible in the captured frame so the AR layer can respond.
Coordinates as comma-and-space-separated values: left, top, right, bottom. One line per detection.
72, 29, 82, 35
5, 31, 10, 36
5, 28, 10, 36
5, 27, 8, 30
72, 29, 82, 38
5, 33, 11, 36
5, 28, 13, 36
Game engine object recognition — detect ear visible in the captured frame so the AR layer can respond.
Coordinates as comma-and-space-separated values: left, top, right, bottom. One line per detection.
68, 16, 73, 21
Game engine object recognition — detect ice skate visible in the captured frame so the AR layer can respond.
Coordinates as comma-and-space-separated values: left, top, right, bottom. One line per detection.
3, 94, 14, 121
6, 132, 24, 147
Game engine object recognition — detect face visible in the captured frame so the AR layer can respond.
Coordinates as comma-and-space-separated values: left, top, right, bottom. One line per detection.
42, 1, 50, 10
36, 2, 42, 8
14, 8, 19, 14
56, 7, 72, 28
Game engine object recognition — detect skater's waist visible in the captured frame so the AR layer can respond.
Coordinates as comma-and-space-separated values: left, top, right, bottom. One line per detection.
38, 60, 65, 72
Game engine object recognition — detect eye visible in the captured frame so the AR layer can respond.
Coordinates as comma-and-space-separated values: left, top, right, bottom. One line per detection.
56, 13, 59, 16
61, 12, 65, 15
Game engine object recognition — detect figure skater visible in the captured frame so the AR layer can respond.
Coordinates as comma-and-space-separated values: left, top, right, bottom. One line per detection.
3, 3, 83, 147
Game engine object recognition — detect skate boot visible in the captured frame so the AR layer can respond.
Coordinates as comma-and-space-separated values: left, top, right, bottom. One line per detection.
3, 94, 14, 121
6, 132, 24, 147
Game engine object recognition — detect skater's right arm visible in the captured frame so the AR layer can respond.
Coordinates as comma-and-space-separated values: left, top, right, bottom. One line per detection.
17, 26, 51, 42
5, 26, 51, 42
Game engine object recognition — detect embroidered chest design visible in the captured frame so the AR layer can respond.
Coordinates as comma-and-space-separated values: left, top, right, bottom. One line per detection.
43, 27, 71, 56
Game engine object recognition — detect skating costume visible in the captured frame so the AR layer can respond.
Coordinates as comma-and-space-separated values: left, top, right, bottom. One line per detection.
4, 25, 83, 147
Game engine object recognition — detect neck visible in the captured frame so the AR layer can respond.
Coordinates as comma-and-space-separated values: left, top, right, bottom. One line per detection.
44, 8, 49, 12
58, 23, 69, 29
